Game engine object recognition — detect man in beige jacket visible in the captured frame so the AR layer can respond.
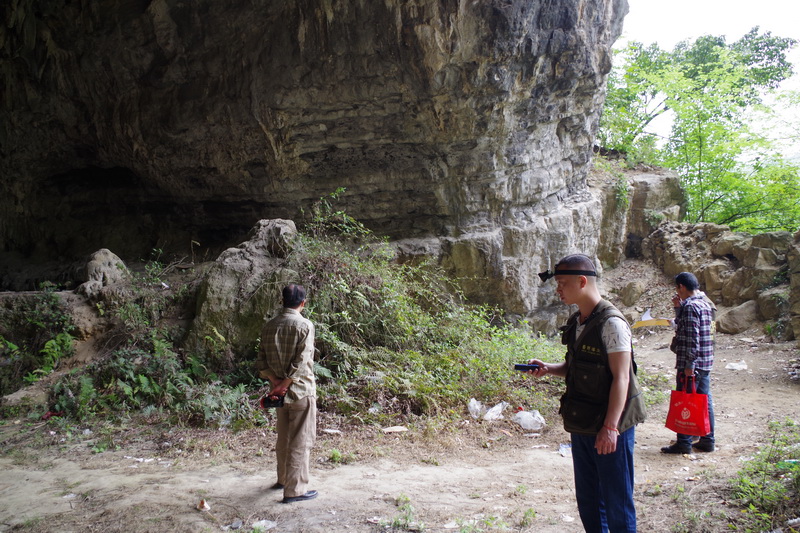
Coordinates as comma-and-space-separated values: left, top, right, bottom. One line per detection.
256, 284, 318, 503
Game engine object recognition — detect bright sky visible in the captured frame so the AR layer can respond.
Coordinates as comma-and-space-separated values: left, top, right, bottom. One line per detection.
619, 0, 800, 51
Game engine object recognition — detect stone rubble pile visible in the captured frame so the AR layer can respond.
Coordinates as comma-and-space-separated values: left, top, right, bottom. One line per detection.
643, 221, 796, 339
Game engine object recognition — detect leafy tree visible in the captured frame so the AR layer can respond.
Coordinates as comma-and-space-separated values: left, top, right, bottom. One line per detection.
598, 42, 671, 157
599, 28, 800, 232
602, 29, 796, 155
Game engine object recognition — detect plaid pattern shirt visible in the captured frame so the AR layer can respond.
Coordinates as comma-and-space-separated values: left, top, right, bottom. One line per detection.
673, 294, 715, 371
256, 308, 316, 403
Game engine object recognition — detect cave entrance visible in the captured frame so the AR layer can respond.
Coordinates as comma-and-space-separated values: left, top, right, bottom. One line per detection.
0, 166, 257, 290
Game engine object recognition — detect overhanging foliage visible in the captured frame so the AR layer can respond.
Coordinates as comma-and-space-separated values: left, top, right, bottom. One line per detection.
599, 28, 800, 232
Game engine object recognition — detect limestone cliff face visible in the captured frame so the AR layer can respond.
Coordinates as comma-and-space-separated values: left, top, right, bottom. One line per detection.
1, 0, 631, 322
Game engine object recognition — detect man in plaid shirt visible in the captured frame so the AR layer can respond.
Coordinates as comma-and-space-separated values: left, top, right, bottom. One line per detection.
661, 272, 717, 454
257, 284, 319, 503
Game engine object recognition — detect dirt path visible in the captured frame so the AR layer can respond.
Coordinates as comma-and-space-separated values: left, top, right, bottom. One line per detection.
1, 328, 798, 533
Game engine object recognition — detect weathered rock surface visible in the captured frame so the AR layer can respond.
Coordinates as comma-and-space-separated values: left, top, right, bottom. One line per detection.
643, 222, 796, 339
757, 287, 790, 321
184, 220, 299, 355
1, 0, 634, 324
620, 280, 647, 307
623, 170, 685, 258
787, 232, 800, 341
75, 249, 129, 300
717, 301, 759, 335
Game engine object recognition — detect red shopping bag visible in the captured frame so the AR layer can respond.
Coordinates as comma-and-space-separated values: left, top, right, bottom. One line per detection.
665, 376, 711, 436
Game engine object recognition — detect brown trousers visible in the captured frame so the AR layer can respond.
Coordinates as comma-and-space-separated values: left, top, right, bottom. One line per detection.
276, 396, 317, 498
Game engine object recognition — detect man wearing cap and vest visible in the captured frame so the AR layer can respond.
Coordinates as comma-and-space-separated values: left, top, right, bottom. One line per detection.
525, 254, 646, 533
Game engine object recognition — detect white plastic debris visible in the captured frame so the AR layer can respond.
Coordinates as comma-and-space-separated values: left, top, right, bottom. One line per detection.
222, 519, 243, 530
382, 426, 408, 433
483, 401, 510, 421
512, 409, 546, 431
251, 519, 277, 531
468, 398, 486, 419
559, 443, 572, 457
196, 499, 211, 511
725, 360, 748, 370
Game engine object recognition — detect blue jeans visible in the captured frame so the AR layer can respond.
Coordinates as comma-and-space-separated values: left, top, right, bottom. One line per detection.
571, 426, 637, 533
675, 370, 715, 446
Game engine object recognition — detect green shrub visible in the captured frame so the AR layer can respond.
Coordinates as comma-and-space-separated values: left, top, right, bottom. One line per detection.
0, 283, 75, 395
50, 336, 257, 427
51, 374, 98, 420
24, 331, 75, 384
729, 418, 800, 530
288, 225, 565, 419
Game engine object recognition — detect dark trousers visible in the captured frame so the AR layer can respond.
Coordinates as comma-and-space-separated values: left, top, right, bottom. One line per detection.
571, 426, 637, 533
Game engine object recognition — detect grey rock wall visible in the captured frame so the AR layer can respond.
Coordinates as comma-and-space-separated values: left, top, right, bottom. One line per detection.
185, 219, 300, 355
788, 233, 800, 341
1, 0, 631, 322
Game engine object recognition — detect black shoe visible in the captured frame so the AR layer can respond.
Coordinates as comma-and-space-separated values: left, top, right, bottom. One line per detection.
281, 490, 318, 504
270, 483, 285, 490
692, 440, 715, 452
661, 443, 692, 454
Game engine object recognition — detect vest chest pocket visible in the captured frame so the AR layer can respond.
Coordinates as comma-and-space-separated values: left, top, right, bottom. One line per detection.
570, 360, 611, 400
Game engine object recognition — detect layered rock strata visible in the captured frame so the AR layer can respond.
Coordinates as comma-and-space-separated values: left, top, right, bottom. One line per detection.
2, 0, 633, 323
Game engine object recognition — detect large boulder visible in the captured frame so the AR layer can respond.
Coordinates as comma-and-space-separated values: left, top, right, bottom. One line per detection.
642, 222, 726, 278
752, 231, 792, 252
74, 249, 129, 300
743, 247, 780, 269
184, 220, 299, 356
84, 248, 128, 285
717, 300, 759, 334
700, 259, 733, 302
644, 222, 792, 314
712, 232, 753, 263
620, 280, 647, 307
757, 287, 790, 321
623, 169, 685, 258
720, 266, 782, 306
